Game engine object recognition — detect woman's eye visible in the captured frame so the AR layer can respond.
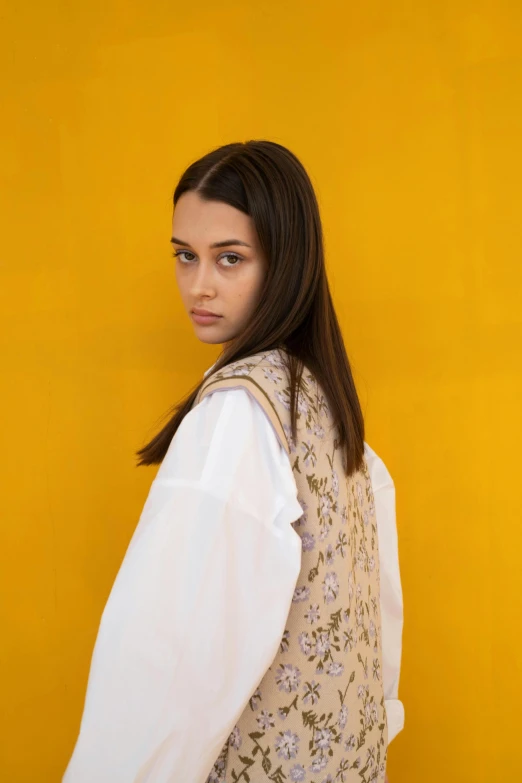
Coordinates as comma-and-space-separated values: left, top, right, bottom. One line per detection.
219, 253, 242, 267
172, 250, 196, 263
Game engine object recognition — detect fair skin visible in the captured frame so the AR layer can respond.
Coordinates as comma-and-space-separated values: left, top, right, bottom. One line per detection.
171, 191, 268, 347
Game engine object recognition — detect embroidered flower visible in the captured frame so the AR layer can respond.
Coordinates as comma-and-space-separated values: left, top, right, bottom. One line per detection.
343, 628, 355, 652
314, 423, 326, 439
292, 585, 311, 602
297, 396, 310, 416
337, 704, 349, 729
326, 661, 344, 677
275, 663, 302, 693
305, 603, 321, 624
336, 531, 347, 558
264, 367, 282, 383
308, 754, 328, 773
319, 520, 331, 541
357, 548, 367, 571
320, 493, 332, 520
256, 709, 276, 730
315, 631, 331, 656
301, 531, 315, 551
275, 729, 300, 760
298, 631, 312, 655
289, 763, 307, 781
206, 757, 226, 783
302, 679, 321, 705
322, 571, 339, 604
315, 727, 334, 751
301, 439, 317, 467
266, 352, 286, 370
274, 389, 291, 410
228, 726, 242, 749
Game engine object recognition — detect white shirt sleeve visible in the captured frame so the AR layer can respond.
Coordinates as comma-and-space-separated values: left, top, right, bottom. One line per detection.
364, 442, 405, 744
62, 388, 304, 783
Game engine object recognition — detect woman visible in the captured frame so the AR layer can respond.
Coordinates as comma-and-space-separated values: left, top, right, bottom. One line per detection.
63, 141, 404, 782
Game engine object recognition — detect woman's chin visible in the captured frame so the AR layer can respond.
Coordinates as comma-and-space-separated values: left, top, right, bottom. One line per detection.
193, 326, 230, 345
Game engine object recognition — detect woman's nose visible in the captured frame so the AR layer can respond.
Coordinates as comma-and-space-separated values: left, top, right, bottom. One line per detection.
189, 260, 216, 297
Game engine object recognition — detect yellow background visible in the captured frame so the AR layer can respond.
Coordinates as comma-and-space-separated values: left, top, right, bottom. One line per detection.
1, 1, 521, 781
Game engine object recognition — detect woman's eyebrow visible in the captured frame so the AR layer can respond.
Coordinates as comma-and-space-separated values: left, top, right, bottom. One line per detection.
170, 236, 252, 249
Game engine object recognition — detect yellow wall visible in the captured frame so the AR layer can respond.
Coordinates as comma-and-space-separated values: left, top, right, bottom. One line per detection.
1, 2, 520, 781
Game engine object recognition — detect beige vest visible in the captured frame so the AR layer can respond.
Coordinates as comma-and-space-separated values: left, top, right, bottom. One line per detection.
193, 347, 388, 783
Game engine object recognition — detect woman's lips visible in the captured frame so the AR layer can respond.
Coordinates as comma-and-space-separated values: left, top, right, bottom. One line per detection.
191, 312, 223, 325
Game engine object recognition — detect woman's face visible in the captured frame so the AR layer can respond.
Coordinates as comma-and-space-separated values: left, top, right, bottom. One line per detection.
172, 191, 268, 346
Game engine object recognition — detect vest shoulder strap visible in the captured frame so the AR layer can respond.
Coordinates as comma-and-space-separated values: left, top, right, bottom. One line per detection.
194, 352, 290, 457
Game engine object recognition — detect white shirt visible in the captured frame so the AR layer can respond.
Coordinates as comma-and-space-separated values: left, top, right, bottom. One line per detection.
63, 367, 404, 783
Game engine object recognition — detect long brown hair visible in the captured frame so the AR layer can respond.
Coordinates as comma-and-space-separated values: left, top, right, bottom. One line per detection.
136, 140, 365, 476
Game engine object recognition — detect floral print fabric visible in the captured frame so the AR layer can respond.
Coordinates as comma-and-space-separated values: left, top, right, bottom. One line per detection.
194, 348, 388, 783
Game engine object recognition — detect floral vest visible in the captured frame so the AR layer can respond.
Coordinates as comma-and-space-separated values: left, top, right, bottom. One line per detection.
193, 348, 388, 783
